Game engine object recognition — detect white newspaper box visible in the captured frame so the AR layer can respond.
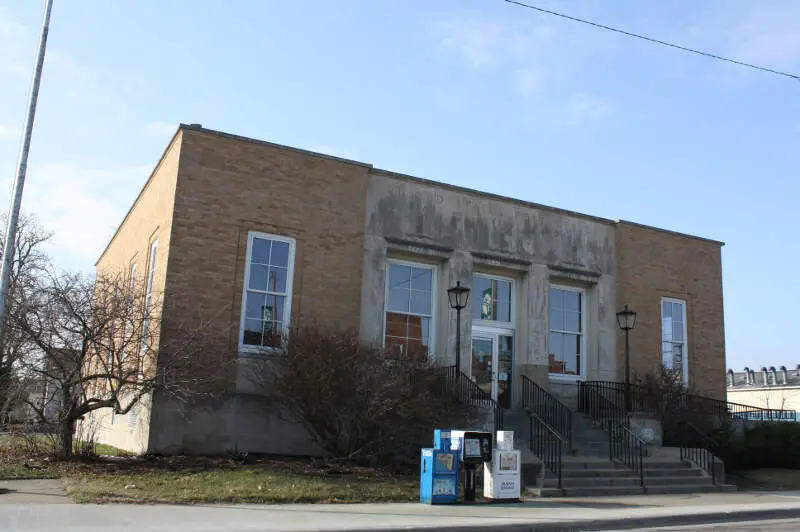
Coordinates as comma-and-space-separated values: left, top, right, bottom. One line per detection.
483, 431, 521, 501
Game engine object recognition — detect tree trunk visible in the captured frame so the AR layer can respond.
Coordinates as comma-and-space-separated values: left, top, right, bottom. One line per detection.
59, 417, 75, 458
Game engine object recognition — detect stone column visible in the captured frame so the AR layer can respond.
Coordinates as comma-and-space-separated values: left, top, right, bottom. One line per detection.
358, 235, 388, 347
594, 274, 617, 382
520, 263, 549, 389
444, 250, 473, 374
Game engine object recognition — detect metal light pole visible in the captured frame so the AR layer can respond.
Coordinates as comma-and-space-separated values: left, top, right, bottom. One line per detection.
447, 281, 470, 374
0, 0, 54, 346
616, 305, 637, 412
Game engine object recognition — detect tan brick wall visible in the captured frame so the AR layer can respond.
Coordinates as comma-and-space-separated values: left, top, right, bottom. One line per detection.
90, 130, 182, 452
615, 222, 726, 399
163, 129, 371, 371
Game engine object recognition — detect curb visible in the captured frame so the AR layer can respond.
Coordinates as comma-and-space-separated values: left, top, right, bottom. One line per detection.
351, 507, 800, 532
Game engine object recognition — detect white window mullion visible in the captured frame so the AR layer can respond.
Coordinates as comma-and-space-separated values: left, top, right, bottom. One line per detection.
661, 298, 688, 384
383, 260, 435, 361
239, 232, 296, 353
548, 284, 585, 379
141, 240, 158, 350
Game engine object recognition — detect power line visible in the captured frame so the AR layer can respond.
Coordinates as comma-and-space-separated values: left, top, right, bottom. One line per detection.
502, 0, 800, 81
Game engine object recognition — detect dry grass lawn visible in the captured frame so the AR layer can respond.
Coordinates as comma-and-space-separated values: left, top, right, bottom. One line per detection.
1, 435, 418, 504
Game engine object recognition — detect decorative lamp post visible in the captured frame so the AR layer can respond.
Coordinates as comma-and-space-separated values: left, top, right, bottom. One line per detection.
447, 281, 471, 374
616, 305, 637, 412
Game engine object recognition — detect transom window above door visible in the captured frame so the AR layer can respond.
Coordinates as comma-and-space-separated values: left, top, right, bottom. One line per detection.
472, 275, 512, 323
548, 285, 584, 378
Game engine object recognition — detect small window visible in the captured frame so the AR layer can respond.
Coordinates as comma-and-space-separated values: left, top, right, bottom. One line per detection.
384, 260, 435, 360
240, 232, 296, 351
661, 298, 688, 383
548, 285, 584, 377
472, 275, 512, 322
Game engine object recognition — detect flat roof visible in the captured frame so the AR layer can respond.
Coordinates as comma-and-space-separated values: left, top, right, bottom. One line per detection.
97, 124, 725, 265
180, 125, 725, 246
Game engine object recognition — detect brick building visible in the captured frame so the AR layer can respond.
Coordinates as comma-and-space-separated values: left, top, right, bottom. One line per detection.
88, 124, 726, 455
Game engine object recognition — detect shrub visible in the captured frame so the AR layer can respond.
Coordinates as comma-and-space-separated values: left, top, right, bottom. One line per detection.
716, 421, 800, 471
250, 325, 477, 467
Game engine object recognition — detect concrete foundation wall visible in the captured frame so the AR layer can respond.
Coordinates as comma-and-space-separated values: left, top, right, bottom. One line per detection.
147, 393, 321, 456
359, 172, 618, 403
83, 398, 152, 454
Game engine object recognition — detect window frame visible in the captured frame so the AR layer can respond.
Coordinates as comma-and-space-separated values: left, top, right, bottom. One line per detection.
140, 239, 158, 350
547, 283, 586, 382
121, 261, 137, 362
471, 272, 515, 327
238, 231, 297, 354
382, 258, 437, 361
661, 296, 689, 385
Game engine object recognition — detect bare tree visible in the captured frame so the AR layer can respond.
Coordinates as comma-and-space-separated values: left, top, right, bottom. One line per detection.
0, 213, 52, 426
10, 270, 228, 456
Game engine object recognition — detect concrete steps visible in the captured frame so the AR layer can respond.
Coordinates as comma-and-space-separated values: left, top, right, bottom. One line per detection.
532, 457, 730, 497
506, 404, 734, 498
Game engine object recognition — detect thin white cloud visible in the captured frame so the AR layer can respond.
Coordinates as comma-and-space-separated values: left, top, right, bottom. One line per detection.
432, 86, 469, 112
432, 12, 555, 71
0, 163, 151, 272
0, 7, 29, 79
512, 67, 545, 96
670, 1, 800, 80
142, 121, 177, 139
554, 93, 613, 127
0, 124, 17, 139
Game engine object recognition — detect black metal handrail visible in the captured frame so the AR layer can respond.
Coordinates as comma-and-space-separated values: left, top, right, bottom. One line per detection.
520, 375, 572, 451
433, 365, 504, 434
529, 413, 563, 489
579, 382, 646, 487
578, 381, 631, 430
606, 420, 646, 488
678, 421, 719, 485
582, 380, 796, 422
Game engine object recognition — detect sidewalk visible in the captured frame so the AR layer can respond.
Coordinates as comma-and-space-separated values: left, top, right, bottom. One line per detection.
0, 479, 69, 505
3, 490, 800, 531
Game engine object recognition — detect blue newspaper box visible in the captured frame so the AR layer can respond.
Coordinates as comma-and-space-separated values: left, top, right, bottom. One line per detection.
420, 447, 459, 504
433, 429, 453, 452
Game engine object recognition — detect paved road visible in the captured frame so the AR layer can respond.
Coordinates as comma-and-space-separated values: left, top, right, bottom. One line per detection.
629, 518, 800, 530
3, 483, 800, 531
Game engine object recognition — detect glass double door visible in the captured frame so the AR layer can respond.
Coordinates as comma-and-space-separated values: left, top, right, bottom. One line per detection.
471, 327, 513, 410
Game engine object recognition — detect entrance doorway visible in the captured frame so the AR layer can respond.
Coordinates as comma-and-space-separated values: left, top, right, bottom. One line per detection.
471, 327, 513, 409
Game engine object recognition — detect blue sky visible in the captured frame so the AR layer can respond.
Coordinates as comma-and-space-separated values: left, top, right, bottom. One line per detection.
1, 0, 798, 372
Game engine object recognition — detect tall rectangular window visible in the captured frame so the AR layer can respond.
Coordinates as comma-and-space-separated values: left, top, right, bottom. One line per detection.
662, 298, 688, 383
240, 232, 296, 350
548, 285, 584, 377
472, 275, 512, 322
384, 260, 435, 360
141, 240, 157, 348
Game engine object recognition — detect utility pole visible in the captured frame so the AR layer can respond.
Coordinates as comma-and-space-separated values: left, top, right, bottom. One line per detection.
0, 0, 55, 345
